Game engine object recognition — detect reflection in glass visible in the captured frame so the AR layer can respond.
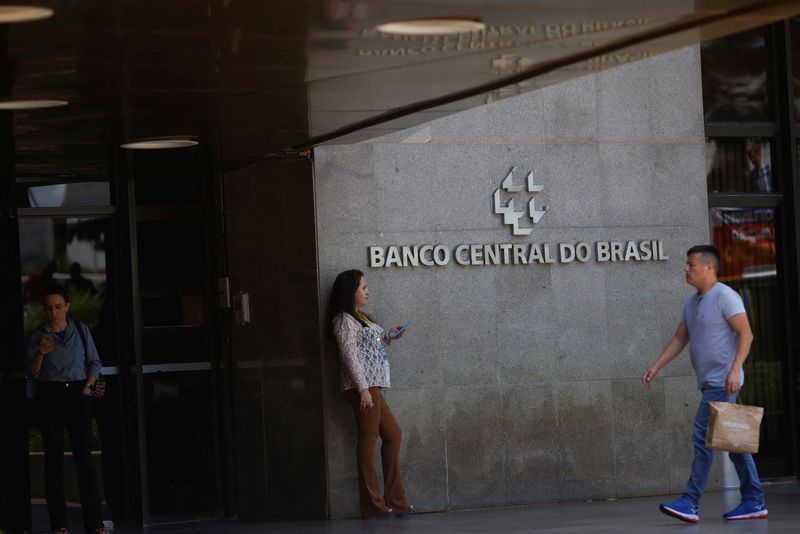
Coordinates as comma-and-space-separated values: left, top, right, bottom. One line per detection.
137, 220, 203, 292
142, 326, 208, 365
790, 17, 800, 119
132, 149, 201, 205
706, 138, 775, 193
710, 207, 789, 475
701, 27, 773, 122
711, 208, 776, 280
25, 182, 110, 207
19, 215, 122, 529
144, 372, 219, 519
19, 217, 109, 334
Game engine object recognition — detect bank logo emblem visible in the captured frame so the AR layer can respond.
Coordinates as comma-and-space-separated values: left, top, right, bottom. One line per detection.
493, 167, 547, 235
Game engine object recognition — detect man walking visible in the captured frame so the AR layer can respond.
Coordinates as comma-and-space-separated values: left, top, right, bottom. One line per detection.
642, 245, 767, 523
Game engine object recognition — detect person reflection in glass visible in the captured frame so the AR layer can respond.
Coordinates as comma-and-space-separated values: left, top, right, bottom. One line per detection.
23, 260, 58, 306
66, 262, 97, 295
25, 285, 108, 534
747, 141, 772, 192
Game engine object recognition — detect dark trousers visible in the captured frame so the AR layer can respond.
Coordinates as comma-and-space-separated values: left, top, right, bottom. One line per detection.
38, 381, 103, 533
344, 387, 409, 518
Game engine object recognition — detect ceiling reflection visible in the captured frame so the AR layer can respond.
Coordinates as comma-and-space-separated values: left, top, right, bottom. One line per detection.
1, 0, 800, 179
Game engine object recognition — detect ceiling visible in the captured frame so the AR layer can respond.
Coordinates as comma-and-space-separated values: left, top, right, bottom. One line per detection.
3, 0, 800, 182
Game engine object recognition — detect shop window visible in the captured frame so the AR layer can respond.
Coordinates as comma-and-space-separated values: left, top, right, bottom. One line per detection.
701, 27, 774, 122
706, 137, 776, 193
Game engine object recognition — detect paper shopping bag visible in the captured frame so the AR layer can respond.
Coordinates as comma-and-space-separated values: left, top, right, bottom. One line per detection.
706, 401, 763, 454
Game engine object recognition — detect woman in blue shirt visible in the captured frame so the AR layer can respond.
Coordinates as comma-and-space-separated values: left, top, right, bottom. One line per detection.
25, 285, 107, 534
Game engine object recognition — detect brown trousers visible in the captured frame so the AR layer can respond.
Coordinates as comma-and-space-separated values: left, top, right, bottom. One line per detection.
344, 387, 409, 518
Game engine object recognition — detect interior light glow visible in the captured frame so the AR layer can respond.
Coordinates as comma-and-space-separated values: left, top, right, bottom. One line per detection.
0, 99, 68, 110
120, 137, 199, 150
376, 18, 485, 36
0, 6, 54, 24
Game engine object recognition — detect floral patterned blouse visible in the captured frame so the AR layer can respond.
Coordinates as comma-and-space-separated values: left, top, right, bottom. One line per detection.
332, 312, 392, 392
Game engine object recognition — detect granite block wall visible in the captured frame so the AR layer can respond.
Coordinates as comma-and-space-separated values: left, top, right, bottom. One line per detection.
314, 46, 720, 518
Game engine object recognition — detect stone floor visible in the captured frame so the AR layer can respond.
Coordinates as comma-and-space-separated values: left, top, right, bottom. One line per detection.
142, 482, 800, 534
30, 481, 800, 533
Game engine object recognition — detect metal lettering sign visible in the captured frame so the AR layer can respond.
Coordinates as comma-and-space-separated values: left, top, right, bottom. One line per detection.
368, 241, 668, 268
366, 165, 670, 269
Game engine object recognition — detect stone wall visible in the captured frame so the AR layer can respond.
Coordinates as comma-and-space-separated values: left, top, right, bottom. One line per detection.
314, 46, 719, 518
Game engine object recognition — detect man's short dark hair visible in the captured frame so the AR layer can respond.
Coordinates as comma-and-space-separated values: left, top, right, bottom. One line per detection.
687, 245, 720, 274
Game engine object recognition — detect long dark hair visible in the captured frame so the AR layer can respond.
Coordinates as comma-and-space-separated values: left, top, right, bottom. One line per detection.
330, 269, 370, 326
43, 284, 70, 305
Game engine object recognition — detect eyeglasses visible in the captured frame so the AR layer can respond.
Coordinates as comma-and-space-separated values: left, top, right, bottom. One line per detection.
44, 303, 68, 312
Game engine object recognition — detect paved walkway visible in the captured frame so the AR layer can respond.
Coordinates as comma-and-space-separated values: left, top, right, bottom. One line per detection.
146, 482, 800, 533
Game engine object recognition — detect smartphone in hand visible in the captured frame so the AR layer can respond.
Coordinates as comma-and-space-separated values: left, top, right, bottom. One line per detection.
391, 320, 413, 339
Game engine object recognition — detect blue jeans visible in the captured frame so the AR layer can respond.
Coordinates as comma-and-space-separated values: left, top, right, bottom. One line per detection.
684, 386, 765, 506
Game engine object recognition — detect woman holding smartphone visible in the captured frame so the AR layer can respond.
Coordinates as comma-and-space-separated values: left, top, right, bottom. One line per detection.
25, 284, 108, 534
330, 270, 413, 519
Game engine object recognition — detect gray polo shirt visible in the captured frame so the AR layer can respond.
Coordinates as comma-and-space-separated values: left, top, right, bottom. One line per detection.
681, 282, 747, 390
25, 320, 102, 382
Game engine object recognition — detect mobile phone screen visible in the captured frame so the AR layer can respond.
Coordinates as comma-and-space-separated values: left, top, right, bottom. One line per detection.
392, 320, 413, 338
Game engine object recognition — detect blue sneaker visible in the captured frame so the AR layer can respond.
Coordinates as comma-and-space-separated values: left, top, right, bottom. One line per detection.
659, 497, 699, 523
723, 501, 768, 520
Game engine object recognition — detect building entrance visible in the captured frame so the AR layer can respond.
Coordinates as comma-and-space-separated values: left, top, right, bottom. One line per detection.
702, 22, 800, 478
18, 213, 122, 532
709, 205, 794, 476
1, 143, 233, 532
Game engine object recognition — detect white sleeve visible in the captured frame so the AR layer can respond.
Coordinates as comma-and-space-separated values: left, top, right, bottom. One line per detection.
333, 315, 369, 392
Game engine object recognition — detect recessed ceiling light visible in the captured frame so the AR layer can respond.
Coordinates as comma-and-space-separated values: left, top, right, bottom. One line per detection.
376, 18, 485, 36
0, 6, 54, 24
0, 99, 68, 110
120, 137, 199, 150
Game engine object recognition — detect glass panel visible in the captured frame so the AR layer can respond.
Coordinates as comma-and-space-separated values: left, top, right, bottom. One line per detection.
790, 17, 800, 120
137, 220, 204, 293
132, 150, 202, 205
137, 218, 209, 364
706, 137, 776, 193
710, 207, 792, 475
142, 326, 208, 365
142, 295, 205, 327
19, 217, 110, 340
19, 216, 123, 529
131, 148, 222, 521
701, 27, 773, 122
21, 182, 111, 208
143, 371, 219, 519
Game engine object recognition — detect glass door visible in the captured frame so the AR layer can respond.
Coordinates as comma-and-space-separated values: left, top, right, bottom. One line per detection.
126, 144, 227, 523
15, 176, 131, 531
14, 146, 230, 528
709, 206, 793, 475
706, 136, 794, 476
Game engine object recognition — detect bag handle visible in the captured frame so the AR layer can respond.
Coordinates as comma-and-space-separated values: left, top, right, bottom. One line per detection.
73, 319, 89, 366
